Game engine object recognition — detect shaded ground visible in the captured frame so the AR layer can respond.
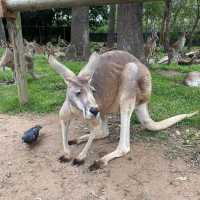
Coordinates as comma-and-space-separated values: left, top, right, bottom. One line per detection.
0, 113, 200, 200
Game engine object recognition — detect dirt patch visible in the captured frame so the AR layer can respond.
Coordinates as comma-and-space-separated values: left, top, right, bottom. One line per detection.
0, 113, 200, 200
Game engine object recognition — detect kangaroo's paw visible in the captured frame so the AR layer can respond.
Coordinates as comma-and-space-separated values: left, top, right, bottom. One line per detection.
58, 155, 72, 163
89, 160, 106, 171
72, 158, 85, 166
68, 139, 78, 145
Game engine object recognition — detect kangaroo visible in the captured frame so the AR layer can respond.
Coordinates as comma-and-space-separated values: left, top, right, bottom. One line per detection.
144, 32, 159, 64
24, 40, 46, 55
168, 32, 187, 64
184, 72, 200, 87
171, 32, 186, 52
48, 50, 198, 170
0, 44, 36, 81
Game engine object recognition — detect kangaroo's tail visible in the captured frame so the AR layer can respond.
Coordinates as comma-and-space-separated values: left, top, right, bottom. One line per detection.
135, 103, 198, 131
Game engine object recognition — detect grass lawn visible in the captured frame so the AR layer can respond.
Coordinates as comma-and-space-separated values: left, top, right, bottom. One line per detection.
0, 55, 84, 113
0, 52, 200, 129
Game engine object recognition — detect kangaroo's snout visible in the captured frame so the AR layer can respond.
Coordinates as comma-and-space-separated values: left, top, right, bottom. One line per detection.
89, 107, 99, 117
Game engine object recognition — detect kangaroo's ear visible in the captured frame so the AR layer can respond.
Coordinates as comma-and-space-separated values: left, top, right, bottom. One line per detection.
78, 52, 99, 78
48, 55, 75, 83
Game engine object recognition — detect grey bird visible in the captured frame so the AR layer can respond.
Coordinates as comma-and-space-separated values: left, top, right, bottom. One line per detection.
22, 125, 42, 144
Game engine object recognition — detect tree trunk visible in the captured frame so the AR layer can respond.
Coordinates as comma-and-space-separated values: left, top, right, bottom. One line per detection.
145, 12, 149, 37
71, 6, 89, 59
0, 19, 6, 43
187, 0, 200, 49
117, 3, 146, 64
7, 13, 29, 105
160, 0, 172, 51
107, 5, 116, 48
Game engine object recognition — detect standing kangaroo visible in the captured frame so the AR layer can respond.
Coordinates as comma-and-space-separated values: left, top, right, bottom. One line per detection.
144, 32, 159, 64
0, 45, 36, 81
168, 32, 186, 64
171, 32, 186, 52
48, 50, 197, 170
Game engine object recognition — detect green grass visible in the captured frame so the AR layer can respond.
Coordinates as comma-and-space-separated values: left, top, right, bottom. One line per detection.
0, 55, 84, 113
147, 62, 200, 128
0, 53, 200, 129
153, 63, 200, 73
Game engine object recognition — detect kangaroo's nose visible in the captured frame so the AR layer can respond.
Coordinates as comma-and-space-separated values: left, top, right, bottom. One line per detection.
89, 107, 99, 117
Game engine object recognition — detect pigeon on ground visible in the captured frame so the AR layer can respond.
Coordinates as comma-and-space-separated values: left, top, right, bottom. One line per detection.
22, 125, 42, 144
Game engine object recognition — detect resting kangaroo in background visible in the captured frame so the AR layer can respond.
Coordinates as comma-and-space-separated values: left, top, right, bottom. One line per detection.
48, 50, 198, 170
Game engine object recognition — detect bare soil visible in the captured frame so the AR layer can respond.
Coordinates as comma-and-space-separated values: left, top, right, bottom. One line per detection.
0, 113, 200, 200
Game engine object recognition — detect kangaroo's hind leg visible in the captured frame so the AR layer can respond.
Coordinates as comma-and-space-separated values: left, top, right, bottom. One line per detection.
89, 62, 138, 170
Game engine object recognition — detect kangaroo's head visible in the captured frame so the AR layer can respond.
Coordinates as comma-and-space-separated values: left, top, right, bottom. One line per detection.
48, 52, 100, 119
152, 32, 159, 42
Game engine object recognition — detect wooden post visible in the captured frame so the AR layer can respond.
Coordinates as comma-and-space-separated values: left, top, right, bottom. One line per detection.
5, 0, 161, 12
7, 13, 28, 104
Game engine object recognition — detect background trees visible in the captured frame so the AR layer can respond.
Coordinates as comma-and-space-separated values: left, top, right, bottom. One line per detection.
17, 1, 200, 47
187, 0, 200, 49
1, 1, 200, 105
0, 1, 199, 61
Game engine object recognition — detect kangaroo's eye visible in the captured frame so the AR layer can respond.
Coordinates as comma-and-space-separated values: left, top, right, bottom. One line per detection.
76, 91, 81, 96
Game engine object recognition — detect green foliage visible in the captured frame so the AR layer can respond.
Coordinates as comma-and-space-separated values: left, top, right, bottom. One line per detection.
171, 0, 200, 33
20, 3, 200, 43
52, 8, 72, 26
89, 6, 109, 31
143, 2, 165, 32
94, 24, 108, 33
21, 6, 109, 38
143, 0, 200, 38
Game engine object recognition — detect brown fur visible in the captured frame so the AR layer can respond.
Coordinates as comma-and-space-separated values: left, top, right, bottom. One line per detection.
144, 33, 159, 63
0, 47, 35, 79
90, 51, 151, 114
184, 71, 200, 87
171, 32, 186, 51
